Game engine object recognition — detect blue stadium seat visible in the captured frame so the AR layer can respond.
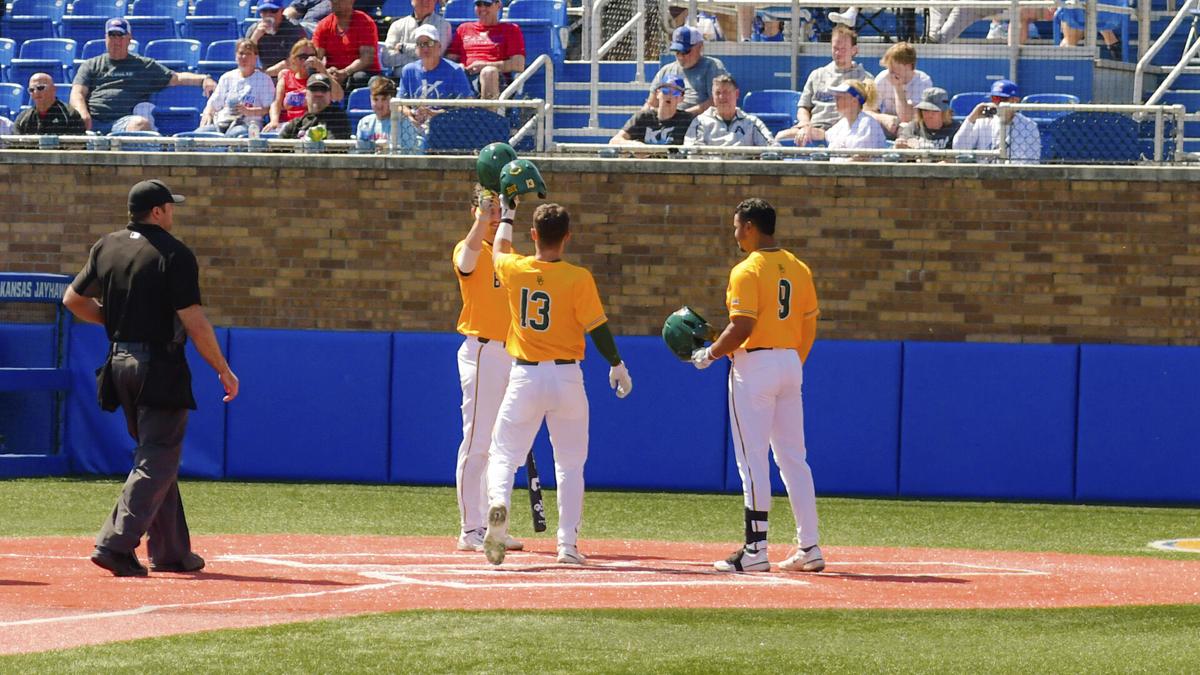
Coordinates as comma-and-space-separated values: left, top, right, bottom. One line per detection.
144, 38, 201, 71
192, 0, 251, 19
149, 85, 205, 135
425, 106, 509, 152
380, 0, 412, 17
150, 82, 208, 109
443, 0, 476, 20
1022, 92, 1080, 123
506, 0, 565, 25
1044, 112, 1141, 163
347, 85, 372, 127
2, 0, 68, 45
12, 38, 77, 82
742, 88, 800, 135
128, 0, 187, 23
125, 15, 180, 42
182, 15, 241, 44
60, 0, 126, 48
0, 83, 23, 118
949, 91, 989, 119
197, 39, 238, 78
0, 39, 16, 83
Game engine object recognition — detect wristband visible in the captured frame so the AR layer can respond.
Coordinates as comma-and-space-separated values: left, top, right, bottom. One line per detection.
495, 221, 513, 244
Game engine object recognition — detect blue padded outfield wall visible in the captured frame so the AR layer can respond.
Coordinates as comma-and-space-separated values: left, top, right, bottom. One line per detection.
2, 322, 1198, 505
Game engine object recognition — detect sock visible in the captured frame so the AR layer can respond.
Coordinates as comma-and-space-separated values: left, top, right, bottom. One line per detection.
744, 507, 768, 553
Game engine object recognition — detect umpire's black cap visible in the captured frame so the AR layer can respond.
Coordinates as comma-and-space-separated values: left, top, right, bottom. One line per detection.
128, 179, 185, 213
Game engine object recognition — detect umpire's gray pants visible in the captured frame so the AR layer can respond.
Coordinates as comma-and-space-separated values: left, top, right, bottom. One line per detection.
95, 346, 191, 564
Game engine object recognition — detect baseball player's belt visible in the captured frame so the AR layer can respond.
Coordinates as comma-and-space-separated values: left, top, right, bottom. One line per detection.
515, 358, 576, 366
746, 347, 778, 353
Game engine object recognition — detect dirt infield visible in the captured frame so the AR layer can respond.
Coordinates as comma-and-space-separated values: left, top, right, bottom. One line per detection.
4, 534, 1200, 655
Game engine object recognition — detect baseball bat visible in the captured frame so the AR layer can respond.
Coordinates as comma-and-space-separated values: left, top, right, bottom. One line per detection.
525, 450, 547, 532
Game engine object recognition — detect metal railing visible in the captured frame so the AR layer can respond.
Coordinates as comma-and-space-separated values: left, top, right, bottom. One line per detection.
1136, 0, 1200, 103
388, 96, 550, 152
585, 0, 647, 129
500, 53, 557, 151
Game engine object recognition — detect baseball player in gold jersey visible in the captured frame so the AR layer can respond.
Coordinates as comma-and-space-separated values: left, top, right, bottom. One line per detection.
692, 197, 825, 573
452, 186, 524, 553
482, 201, 632, 566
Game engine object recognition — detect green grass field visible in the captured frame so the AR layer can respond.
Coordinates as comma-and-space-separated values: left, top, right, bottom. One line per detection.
3, 478, 1200, 673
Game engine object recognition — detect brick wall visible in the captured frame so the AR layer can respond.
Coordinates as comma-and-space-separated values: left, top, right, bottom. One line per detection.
2, 153, 1198, 345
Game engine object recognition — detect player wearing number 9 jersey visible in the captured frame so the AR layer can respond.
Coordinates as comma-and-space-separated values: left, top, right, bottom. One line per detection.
691, 197, 826, 574
482, 202, 632, 566
451, 185, 525, 554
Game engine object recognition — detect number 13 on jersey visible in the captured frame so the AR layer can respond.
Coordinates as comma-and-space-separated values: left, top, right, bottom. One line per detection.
520, 287, 551, 331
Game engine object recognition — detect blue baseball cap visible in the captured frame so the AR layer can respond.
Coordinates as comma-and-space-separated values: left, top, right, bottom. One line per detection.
655, 73, 685, 94
105, 17, 130, 35
990, 79, 1019, 98
257, 1, 283, 10
670, 25, 703, 52
828, 82, 866, 105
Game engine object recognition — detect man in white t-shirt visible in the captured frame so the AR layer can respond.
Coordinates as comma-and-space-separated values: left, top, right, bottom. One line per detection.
865, 42, 931, 139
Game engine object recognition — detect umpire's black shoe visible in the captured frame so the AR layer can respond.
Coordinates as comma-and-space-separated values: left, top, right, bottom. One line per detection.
90, 546, 149, 577
150, 552, 206, 573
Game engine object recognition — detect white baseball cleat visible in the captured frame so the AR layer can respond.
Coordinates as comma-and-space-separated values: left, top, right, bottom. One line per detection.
457, 529, 485, 552
556, 544, 587, 565
504, 535, 525, 551
828, 8, 858, 26
713, 546, 770, 572
779, 545, 825, 572
483, 505, 509, 565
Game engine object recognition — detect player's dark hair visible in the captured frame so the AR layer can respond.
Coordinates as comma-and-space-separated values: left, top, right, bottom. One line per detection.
734, 198, 776, 235
533, 203, 570, 246
713, 73, 738, 90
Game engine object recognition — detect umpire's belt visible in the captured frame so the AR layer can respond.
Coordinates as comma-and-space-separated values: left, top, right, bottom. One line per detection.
515, 358, 576, 366
111, 341, 179, 356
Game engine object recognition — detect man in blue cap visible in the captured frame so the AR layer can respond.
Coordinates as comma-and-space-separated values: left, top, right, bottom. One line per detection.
246, 0, 308, 79
952, 79, 1041, 163
611, 73, 695, 147
646, 25, 727, 116
71, 18, 217, 134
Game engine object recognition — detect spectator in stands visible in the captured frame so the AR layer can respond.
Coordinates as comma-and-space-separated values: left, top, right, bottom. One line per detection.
777, 25, 870, 145
894, 86, 960, 155
383, 0, 452, 78
865, 42, 931, 138
285, 0, 332, 35
953, 78, 1041, 163
646, 26, 727, 116
610, 73, 694, 147
266, 38, 344, 131
447, 0, 526, 100
14, 73, 86, 135
197, 40, 275, 137
806, 79, 886, 159
279, 73, 353, 138
926, 2, 993, 44
247, 1, 308, 79
399, 24, 472, 135
313, 0, 382, 92
1058, 2, 1124, 60
0, 117, 13, 135
684, 74, 775, 147
356, 75, 421, 151
72, 19, 217, 134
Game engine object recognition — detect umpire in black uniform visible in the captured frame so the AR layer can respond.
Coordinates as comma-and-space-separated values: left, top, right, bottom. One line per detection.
63, 179, 240, 577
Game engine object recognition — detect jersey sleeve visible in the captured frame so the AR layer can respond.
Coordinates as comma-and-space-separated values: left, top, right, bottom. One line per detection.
727, 263, 759, 319
452, 239, 468, 276
574, 269, 607, 331
71, 239, 103, 298
493, 250, 519, 285
167, 246, 203, 310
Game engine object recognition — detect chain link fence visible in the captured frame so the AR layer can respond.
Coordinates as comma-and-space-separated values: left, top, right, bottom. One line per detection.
603, 0, 668, 60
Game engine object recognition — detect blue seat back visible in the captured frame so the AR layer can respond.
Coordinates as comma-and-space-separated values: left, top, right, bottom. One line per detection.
19, 37, 76, 63
10, 59, 71, 86
380, 0, 412, 17
144, 38, 201, 70
9, 0, 68, 21
442, 0, 476, 20
742, 89, 800, 116
1044, 111, 1141, 163
68, 0, 126, 16
425, 107, 510, 152
192, 0, 250, 18
0, 83, 23, 118
125, 15, 179, 42
0, 39, 15, 73
205, 38, 238, 61
506, 0, 565, 25
949, 91, 989, 118
182, 15, 241, 42
61, 15, 115, 47
347, 86, 372, 112
1022, 93, 1080, 105
128, 0, 187, 22
150, 82, 207, 108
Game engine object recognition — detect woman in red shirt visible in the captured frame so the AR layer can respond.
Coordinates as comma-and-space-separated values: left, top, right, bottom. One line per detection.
266, 38, 344, 131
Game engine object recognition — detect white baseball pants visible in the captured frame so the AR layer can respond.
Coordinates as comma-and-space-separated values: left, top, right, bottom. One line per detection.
487, 361, 589, 548
728, 348, 821, 549
456, 336, 512, 534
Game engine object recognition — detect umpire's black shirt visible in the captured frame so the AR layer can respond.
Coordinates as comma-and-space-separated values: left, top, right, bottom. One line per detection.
71, 223, 202, 343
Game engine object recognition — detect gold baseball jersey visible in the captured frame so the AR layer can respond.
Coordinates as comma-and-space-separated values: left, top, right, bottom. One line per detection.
727, 248, 819, 351
494, 253, 607, 361
453, 240, 510, 342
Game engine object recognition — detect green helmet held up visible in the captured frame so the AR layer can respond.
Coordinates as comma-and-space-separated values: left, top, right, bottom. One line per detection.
476, 142, 518, 193
499, 159, 547, 208
662, 306, 717, 361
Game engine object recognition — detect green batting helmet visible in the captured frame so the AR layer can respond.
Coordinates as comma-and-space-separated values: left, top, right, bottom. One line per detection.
499, 159, 547, 208
476, 142, 518, 193
662, 306, 717, 361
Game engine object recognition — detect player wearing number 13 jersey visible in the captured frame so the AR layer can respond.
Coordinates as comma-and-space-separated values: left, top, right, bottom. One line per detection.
483, 202, 632, 567
691, 197, 825, 574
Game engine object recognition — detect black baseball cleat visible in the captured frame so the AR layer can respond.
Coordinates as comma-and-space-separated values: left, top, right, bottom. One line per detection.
149, 552, 206, 573
91, 546, 149, 577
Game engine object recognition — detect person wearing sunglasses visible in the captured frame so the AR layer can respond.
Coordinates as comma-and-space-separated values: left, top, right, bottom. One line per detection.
398, 24, 473, 135
266, 38, 344, 132
383, 0, 452, 78
952, 79, 1041, 164
645, 25, 728, 117
14, 72, 86, 136
246, 1, 307, 79
71, 18, 217, 134
445, 0, 525, 99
